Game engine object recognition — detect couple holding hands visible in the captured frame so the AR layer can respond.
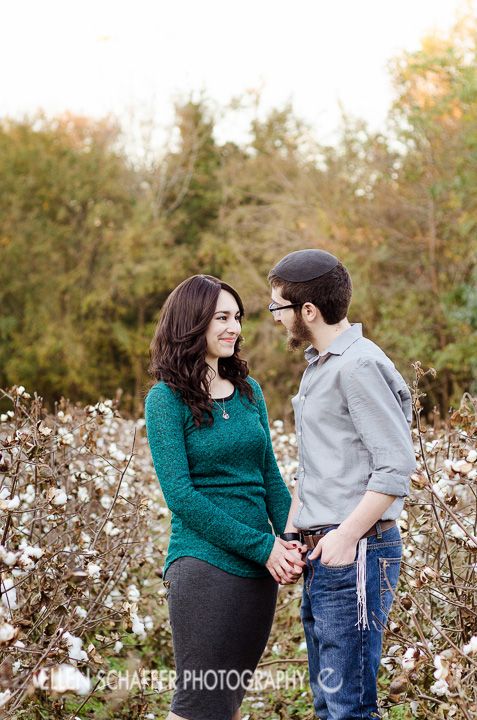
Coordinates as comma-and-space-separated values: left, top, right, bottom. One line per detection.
145, 249, 416, 720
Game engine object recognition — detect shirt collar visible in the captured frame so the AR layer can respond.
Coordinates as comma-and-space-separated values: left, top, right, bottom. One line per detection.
304, 323, 363, 364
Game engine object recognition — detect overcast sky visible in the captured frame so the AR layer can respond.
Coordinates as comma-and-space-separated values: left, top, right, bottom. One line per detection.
0, 0, 472, 150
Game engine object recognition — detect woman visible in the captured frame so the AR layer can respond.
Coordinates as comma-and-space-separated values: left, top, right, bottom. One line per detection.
144, 274, 304, 720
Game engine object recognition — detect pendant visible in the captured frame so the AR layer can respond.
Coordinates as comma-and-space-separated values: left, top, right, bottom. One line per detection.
222, 412, 230, 420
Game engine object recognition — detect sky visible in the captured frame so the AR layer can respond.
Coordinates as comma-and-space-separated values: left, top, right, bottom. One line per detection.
0, 0, 473, 151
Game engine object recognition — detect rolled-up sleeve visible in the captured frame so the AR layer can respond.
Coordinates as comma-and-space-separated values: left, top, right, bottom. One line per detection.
344, 358, 416, 497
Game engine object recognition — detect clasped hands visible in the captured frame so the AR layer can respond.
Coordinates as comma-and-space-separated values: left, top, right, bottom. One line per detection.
265, 528, 359, 585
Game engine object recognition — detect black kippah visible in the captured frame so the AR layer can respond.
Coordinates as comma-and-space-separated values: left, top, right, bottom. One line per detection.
270, 249, 339, 282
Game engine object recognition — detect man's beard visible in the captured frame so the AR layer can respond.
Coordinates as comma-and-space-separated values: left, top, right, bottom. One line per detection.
287, 313, 314, 351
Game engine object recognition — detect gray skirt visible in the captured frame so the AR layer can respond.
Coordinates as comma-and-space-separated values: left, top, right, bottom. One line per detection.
163, 556, 278, 720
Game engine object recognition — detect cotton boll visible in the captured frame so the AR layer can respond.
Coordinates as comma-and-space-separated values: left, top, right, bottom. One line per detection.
131, 613, 146, 637
62, 632, 89, 662
79, 532, 91, 547
0, 690, 12, 708
463, 636, 477, 655
32, 667, 49, 690
100, 495, 113, 509
58, 429, 75, 446
86, 563, 101, 579
19, 544, 44, 559
77, 486, 90, 503
387, 644, 402, 657
450, 523, 467, 541
144, 615, 154, 631
38, 422, 52, 436
127, 585, 140, 602
0, 576, 17, 611
0, 546, 18, 567
430, 678, 449, 696
17, 545, 43, 570
103, 521, 120, 537
19, 484, 36, 504
0, 621, 17, 644
49, 663, 91, 695
47, 487, 68, 506
433, 654, 449, 680
5, 496, 20, 510
401, 647, 423, 671
381, 656, 396, 673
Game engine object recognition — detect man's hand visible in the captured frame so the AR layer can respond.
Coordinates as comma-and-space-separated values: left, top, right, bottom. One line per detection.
265, 538, 306, 584
309, 526, 358, 565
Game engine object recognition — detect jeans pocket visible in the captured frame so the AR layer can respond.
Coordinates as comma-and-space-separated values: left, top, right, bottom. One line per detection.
320, 560, 357, 570
379, 557, 401, 616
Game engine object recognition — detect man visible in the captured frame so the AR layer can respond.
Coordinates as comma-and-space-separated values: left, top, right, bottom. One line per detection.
269, 249, 416, 720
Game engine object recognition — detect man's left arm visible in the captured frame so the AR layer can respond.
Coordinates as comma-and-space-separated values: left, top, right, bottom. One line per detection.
310, 357, 417, 564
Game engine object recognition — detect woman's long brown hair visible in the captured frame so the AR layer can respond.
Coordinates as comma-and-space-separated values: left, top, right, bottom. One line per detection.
148, 275, 254, 426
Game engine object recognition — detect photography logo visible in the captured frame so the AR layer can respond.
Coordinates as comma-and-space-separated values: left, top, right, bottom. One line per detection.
316, 668, 343, 694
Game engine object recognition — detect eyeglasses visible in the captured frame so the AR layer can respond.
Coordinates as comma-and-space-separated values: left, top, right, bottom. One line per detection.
268, 301, 303, 314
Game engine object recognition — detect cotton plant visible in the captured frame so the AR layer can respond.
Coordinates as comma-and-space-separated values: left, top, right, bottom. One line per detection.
0, 386, 159, 715
0, 366, 476, 718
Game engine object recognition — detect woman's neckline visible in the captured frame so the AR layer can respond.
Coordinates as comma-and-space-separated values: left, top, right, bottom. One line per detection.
210, 386, 236, 402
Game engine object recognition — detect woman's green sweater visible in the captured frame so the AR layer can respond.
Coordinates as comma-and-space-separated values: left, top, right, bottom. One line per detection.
144, 376, 291, 578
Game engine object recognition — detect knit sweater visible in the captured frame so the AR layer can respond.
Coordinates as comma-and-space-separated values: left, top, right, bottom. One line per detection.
144, 376, 291, 578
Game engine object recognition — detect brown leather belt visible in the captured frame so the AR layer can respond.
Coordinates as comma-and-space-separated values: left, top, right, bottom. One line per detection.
301, 519, 396, 550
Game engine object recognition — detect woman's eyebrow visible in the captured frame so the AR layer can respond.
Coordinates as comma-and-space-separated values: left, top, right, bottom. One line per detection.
214, 309, 241, 315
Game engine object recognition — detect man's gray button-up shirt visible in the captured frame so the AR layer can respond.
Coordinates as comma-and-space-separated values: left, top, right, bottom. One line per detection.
292, 322, 416, 529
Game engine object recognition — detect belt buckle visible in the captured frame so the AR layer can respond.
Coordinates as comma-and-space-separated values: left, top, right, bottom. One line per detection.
303, 531, 325, 550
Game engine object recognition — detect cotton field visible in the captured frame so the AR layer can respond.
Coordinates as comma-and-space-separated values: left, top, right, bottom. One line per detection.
0, 375, 476, 720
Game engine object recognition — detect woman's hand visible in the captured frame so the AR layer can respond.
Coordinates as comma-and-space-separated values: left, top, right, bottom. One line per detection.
265, 538, 306, 584
278, 538, 308, 584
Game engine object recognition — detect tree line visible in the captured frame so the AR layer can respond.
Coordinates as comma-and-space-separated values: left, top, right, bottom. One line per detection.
1, 19, 476, 422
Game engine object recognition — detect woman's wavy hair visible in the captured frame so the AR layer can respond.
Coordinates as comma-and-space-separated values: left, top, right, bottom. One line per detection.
148, 275, 254, 426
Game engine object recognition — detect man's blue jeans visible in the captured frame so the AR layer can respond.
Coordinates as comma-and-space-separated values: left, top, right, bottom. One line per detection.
300, 522, 402, 720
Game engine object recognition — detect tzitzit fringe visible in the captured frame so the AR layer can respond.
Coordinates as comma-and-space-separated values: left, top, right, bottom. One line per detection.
356, 537, 370, 630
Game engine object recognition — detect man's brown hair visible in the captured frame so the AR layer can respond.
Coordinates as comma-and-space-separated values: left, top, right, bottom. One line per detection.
268, 262, 352, 324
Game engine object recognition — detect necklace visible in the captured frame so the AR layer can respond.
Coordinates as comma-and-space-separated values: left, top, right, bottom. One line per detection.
212, 398, 230, 420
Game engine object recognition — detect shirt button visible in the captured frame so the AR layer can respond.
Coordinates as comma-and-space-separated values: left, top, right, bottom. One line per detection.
301, 395, 306, 401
